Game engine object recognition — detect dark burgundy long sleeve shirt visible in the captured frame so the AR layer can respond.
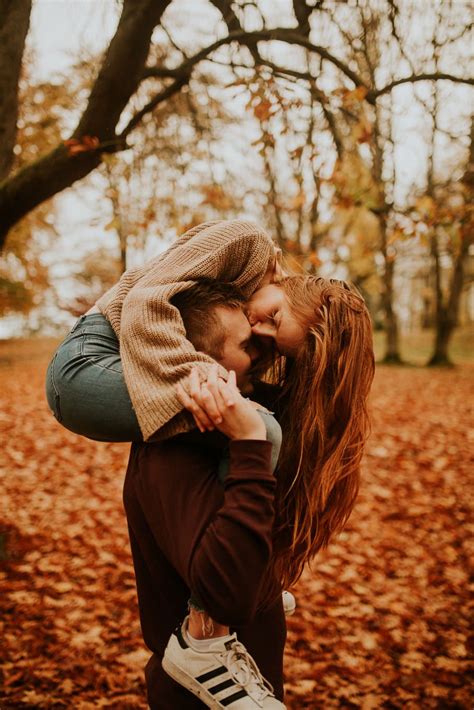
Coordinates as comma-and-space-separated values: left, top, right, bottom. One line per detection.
123, 429, 286, 709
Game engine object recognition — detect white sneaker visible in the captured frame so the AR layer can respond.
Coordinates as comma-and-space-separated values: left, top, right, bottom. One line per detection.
162, 617, 286, 709
282, 591, 296, 617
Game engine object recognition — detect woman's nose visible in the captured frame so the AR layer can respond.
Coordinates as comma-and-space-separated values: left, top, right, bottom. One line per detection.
251, 321, 276, 339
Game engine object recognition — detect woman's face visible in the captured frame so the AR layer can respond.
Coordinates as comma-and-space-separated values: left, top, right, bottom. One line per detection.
246, 284, 307, 356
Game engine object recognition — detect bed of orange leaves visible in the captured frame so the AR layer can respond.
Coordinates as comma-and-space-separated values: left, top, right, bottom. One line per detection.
0, 340, 472, 709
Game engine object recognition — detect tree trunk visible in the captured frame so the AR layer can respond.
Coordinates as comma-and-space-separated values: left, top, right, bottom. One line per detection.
428, 228, 472, 366
428, 113, 473, 366
381, 253, 402, 363
428, 316, 454, 366
0, 0, 32, 181
0, 0, 172, 249
263, 143, 285, 248
379, 216, 402, 363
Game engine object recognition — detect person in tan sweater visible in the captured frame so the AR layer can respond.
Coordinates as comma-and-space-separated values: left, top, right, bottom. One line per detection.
45, 218, 375, 708
46, 220, 280, 442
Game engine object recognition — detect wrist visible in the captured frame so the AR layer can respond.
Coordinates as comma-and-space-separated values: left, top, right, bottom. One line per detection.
230, 422, 266, 441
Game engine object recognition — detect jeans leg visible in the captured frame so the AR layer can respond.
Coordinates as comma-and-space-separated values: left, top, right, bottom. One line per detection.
45, 315, 142, 442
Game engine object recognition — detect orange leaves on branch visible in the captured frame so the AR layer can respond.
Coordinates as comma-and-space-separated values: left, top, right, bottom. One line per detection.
104, 216, 121, 232
330, 155, 385, 212
289, 191, 306, 210
415, 195, 436, 220
342, 85, 369, 105
253, 98, 273, 122
351, 115, 373, 144
64, 135, 100, 156
200, 184, 234, 211
308, 251, 322, 268
332, 85, 369, 107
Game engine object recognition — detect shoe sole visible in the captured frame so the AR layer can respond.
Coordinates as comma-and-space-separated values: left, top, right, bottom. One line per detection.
162, 655, 226, 709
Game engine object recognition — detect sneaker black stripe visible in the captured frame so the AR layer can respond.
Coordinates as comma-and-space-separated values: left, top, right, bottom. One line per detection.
221, 689, 248, 706
175, 624, 189, 650
208, 678, 235, 695
195, 666, 228, 684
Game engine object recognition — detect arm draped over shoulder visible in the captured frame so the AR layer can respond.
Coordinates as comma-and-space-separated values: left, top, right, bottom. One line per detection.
96, 220, 275, 441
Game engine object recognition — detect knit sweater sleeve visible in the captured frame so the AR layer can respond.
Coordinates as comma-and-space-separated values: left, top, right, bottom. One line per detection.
101, 220, 275, 441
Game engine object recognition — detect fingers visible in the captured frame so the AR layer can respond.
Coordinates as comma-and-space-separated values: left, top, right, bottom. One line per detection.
227, 369, 237, 388
215, 370, 240, 407
176, 367, 244, 434
224, 370, 238, 405
202, 365, 227, 420
176, 366, 227, 432
187, 368, 219, 429
189, 367, 225, 423
176, 381, 214, 433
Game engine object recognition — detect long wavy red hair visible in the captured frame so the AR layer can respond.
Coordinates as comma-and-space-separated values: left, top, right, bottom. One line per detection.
270, 275, 375, 590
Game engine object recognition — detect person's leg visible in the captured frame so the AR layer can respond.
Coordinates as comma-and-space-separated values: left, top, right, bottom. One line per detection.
45, 314, 142, 442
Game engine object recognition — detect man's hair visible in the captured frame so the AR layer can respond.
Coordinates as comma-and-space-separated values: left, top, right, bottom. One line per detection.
171, 279, 246, 359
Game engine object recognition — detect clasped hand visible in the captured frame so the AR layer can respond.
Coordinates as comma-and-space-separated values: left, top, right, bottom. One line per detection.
176, 365, 266, 441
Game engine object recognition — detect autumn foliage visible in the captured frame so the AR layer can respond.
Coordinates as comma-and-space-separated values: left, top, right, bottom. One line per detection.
0, 340, 472, 708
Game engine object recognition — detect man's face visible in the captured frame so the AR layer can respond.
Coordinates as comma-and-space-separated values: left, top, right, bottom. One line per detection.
213, 305, 258, 393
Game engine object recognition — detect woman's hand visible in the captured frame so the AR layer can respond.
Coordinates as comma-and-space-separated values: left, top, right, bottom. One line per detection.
176, 366, 266, 441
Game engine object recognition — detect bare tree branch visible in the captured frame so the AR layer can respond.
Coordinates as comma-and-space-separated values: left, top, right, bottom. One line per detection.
120, 74, 192, 138
209, 0, 242, 32
209, 0, 261, 64
142, 66, 186, 79
292, 0, 313, 34
142, 29, 368, 92
369, 72, 474, 100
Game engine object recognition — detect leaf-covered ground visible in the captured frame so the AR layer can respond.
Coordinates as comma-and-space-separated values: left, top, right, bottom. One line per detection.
1, 340, 472, 709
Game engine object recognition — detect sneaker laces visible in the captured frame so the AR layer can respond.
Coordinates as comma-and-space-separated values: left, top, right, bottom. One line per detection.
223, 639, 275, 705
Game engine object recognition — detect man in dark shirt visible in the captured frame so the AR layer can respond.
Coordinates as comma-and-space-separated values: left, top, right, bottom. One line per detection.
123, 282, 286, 709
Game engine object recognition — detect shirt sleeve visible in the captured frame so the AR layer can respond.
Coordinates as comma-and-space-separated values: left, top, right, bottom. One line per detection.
133, 437, 278, 626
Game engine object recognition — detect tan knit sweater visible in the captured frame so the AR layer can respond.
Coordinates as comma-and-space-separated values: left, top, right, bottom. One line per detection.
96, 220, 276, 441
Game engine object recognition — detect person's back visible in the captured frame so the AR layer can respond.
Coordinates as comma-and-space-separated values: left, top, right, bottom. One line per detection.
124, 280, 286, 709
124, 432, 286, 708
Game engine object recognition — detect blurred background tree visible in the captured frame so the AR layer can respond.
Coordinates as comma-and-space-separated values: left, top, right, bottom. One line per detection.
0, 0, 472, 361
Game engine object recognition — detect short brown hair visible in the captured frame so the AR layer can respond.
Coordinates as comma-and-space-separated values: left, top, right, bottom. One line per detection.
171, 279, 246, 359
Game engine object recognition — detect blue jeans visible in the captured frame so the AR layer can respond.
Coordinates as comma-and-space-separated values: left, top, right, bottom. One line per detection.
46, 314, 282, 471
46, 314, 142, 442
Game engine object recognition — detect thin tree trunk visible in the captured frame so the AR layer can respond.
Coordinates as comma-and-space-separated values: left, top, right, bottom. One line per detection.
372, 106, 402, 363
382, 253, 402, 363
0, 0, 32, 181
428, 106, 473, 365
428, 229, 472, 366
380, 215, 402, 363
262, 140, 285, 248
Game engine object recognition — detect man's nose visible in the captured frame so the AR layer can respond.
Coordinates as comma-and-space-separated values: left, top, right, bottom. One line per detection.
251, 321, 276, 339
